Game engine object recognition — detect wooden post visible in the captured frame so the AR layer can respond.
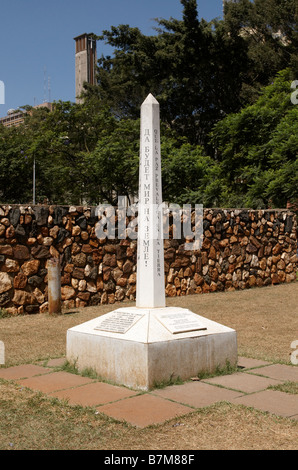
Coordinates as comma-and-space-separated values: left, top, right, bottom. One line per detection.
48, 258, 62, 314
0, 341, 4, 365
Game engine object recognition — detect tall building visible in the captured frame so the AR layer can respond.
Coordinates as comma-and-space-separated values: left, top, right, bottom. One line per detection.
74, 33, 97, 104
0, 102, 52, 128
0, 109, 25, 128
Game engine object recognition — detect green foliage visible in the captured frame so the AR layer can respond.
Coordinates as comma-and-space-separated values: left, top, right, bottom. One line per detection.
223, 0, 298, 103
161, 138, 223, 207
210, 69, 298, 208
91, 0, 297, 146
85, 118, 140, 205
0, 124, 33, 203
92, 0, 251, 146
0, 101, 116, 205
0, 1, 297, 210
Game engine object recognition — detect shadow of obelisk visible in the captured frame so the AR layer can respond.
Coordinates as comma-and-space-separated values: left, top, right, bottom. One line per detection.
66, 94, 237, 390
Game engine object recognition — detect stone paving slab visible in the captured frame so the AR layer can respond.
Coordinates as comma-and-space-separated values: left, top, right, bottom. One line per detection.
152, 381, 242, 408
97, 393, 193, 428
232, 390, 298, 419
248, 364, 298, 382
202, 372, 284, 393
46, 358, 67, 368
49, 381, 139, 406
237, 357, 272, 369
1, 361, 297, 428
0, 364, 52, 380
15, 371, 94, 393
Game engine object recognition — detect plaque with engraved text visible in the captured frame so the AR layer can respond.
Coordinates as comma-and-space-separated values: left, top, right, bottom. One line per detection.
157, 310, 207, 334
94, 310, 145, 334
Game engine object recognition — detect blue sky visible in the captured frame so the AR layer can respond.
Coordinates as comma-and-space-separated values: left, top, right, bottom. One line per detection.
0, 0, 223, 116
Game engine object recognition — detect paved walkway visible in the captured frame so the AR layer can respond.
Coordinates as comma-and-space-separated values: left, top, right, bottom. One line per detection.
0, 357, 297, 428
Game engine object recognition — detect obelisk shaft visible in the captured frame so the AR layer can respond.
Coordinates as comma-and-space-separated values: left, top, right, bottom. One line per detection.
136, 94, 165, 308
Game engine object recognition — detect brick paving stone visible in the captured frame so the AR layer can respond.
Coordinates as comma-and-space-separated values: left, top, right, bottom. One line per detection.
97, 393, 193, 428
49, 381, 139, 406
2, 362, 297, 425
232, 390, 298, 419
248, 364, 298, 382
15, 371, 94, 393
0, 364, 52, 380
46, 358, 67, 368
203, 372, 284, 393
237, 357, 272, 369
153, 381, 242, 408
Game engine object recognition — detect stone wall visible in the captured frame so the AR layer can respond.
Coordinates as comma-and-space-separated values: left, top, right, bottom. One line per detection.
0, 204, 296, 315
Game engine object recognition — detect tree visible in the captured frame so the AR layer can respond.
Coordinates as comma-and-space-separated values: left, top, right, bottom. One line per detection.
160, 138, 223, 207
0, 100, 116, 205
89, 0, 250, 147
0, 123, 33, 203
1, 1, 296, 208
223, 0, 298, 103
89, 0, 297, 148
210, 69, 298, 208
85, 118, 140, 205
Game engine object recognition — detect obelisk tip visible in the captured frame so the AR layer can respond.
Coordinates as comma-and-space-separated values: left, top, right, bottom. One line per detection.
142, 93, 159, 105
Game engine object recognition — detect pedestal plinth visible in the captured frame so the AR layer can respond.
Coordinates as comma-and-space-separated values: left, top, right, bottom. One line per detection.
66, 307, 237, 390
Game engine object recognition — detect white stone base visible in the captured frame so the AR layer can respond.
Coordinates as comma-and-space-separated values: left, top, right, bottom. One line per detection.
66, 307, 237, 390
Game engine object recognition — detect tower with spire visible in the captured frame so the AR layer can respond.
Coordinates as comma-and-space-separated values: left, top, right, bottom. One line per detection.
74, 33, 97, 104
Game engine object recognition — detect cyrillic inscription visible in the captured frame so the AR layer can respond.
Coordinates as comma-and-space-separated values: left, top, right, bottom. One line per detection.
94, 310, 144, 334
158, 311, 207, 334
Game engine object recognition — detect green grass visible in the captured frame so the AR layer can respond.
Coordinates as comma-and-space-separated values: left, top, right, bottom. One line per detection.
153, 374, 185, 389
268, 381, 298, 395
0, 308, 9, 319
196, 361, 239, 380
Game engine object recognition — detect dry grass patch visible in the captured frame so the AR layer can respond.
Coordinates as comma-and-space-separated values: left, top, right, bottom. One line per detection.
167, 282, 298, 363
137, 403, 298, 451
0, 304, 113, 366
0, 282, 297, 365
0, 282, 297, 450
0, 380, 297, 451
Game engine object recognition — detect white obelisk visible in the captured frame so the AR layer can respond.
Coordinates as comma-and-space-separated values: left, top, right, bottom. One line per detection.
136, 94, 165, 308
66, 93, 237, 391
